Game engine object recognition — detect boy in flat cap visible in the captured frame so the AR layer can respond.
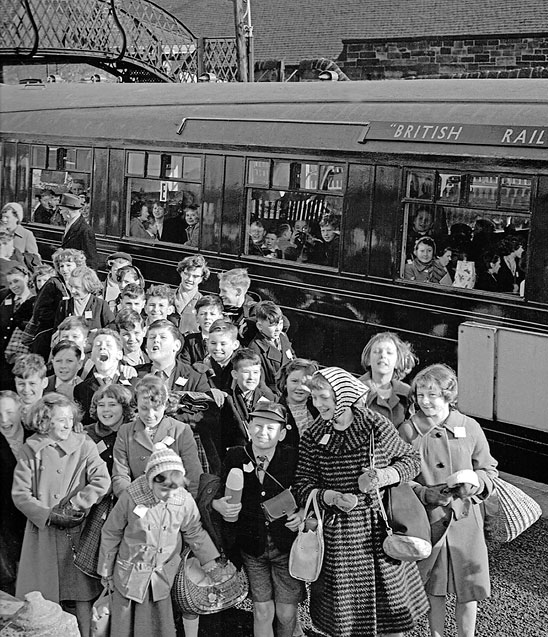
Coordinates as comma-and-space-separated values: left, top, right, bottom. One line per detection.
59, 193, 98, 270
213, 401, 304, 637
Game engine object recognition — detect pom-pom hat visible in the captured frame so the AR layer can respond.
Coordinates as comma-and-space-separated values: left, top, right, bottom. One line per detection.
146, 443, 185, 488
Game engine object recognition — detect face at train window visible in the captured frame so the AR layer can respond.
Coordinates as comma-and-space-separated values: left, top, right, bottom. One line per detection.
184, 207, 199, 226
138, 205, 149, 222
320, 223, 337, 243
249, 222, 266, 245
414, 241, 434, 264
412, 208, 434, 234
152, 203, 165, 220
264, 232, 278, 250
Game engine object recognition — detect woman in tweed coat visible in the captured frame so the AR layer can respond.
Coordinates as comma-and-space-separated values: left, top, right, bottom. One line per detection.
294, 367, 428, 637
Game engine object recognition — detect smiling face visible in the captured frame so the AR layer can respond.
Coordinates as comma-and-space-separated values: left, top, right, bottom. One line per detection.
264, 233, 278, 250
0, 396, 22, 438
179, 267, 204, 293
7, 271, 29, 298
249, 223, 266, 244
49, 405, 74, 442
137, 392, 166, 428
146, 328, 181, 366
207, 331, 239, 365
249, 417, 286, 452
15, 373, 48, 406
416, 382, 450, 422
232, 362, 261, 393
196, 305, 223, 335
184, 208, 199, 226
96, 395, 124, 430
119, 325, 145, 353
57, 259, 77, 282
320, 224, 336, 242
91, 335, 123, 375
0, 209, 18, 232
120, 295, 146, 313
145, 296, 171, 323
152, 203, 165, 220
285, 369, 311, 405
218, 283, 241, 308
256, 318, 283, 342
413, 208, 433, 234
311, 386, 336, 421
414, 242, 434, 264
52, 348, 82, 382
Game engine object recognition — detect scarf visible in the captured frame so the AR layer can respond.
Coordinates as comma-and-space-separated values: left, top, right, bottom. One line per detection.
316, 366, 368, 421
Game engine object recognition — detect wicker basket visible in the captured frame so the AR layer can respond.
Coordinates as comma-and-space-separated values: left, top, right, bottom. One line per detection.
484, 477, 542, 543
172, 548, 248, 615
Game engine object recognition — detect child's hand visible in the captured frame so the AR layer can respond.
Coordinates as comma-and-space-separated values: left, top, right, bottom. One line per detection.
205, 561, 237, 584
449, 482, 481, 500
212, 496, 242, 519
334, 493, 358, 513
424, 485, 453, 507
73, 421, 84, 434
285, 509, 303, 532
209, 388, 227, 407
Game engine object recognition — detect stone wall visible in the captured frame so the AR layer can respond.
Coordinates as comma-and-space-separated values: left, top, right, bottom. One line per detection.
338, 35, 548, 80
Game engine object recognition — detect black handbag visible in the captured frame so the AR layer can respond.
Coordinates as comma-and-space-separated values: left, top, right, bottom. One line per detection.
370, 434, 432, 562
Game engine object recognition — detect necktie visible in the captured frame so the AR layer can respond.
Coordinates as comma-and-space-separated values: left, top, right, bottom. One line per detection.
154, 369, 167, 381
256, 455, 268, 483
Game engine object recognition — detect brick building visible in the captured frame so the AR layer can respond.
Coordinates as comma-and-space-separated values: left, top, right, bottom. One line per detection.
157, 0, 548, 80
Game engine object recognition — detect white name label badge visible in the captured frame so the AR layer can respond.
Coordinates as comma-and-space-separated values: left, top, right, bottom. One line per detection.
243, 462, 254, 473
96, 440, 107, 454
319, 434, 330, 445
84, 310, 93, 319
286, 349, 294, 359
161, 436, 175, 446
133, 505, 148, 518
175, 376, 188, 387
454, 427, 466, 438
4, 298, 12, 306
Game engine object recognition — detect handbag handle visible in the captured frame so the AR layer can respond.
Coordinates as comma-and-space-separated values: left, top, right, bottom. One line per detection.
300, 488, 323, 533
369, 433, 393, 537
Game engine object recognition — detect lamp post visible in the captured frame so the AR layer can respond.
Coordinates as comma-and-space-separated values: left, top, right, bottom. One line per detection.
232, 0, 254, 82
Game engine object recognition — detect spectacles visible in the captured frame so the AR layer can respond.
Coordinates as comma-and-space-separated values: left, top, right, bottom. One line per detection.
152, 474, 182, 489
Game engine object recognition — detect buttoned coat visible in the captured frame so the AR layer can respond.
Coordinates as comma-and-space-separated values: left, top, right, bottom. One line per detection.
60, 215, 98, 270
180, 331, 207, 365
398, 409, 498, 602
112, 416, 203, 499
248, 331, 295, 394
358, 372, 412, 428
13, 225, 40, 257
74, 372, 133, 426
12, 431, 111, 602
53, 294, 115, 332
98, 476, 219, 603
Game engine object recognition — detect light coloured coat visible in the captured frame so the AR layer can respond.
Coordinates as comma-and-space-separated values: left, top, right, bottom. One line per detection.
12, 431, 111, 602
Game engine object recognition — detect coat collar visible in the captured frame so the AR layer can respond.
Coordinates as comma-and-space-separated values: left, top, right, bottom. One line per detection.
131, 416, 177, 451
25, 431, 85, 455
411, 409, 465, 435
128, 474, 187, 507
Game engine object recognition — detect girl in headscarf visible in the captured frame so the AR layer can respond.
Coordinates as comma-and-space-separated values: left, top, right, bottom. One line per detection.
294, 367, 428, 637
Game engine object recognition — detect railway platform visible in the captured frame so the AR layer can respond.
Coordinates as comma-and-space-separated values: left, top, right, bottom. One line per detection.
500, 471, 548, 518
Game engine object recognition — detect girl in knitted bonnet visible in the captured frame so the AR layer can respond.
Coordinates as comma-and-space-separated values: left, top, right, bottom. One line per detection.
98, 443, 234, 637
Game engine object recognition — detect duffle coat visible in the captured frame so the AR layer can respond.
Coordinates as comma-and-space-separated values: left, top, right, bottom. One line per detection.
398, 409, 498, 602
112, 416, 203, 498
294, 407, 428, 637
12, 431, 111, 602
98, 475, 219, 604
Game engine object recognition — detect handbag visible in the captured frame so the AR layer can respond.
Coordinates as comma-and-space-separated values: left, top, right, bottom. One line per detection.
90, 587, 111, 637
172, 547, 248, 615
483, 476, 541, 543
288, 488, 324, 582
261, 489, 298, 523
74, 494, 116, 578
370, 434, 432, 562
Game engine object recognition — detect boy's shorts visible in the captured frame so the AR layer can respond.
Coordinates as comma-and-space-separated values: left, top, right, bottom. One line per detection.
241, 536, 305, 604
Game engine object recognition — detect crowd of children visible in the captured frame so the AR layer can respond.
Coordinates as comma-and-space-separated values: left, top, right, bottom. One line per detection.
0, 248, 500, 637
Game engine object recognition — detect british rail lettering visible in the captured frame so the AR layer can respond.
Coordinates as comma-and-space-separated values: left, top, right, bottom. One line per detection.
501, 128, 546, 146
391, 123, 464, 141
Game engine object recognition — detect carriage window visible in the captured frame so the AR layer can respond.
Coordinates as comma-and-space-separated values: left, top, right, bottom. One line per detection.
30, 144, 92, 226
127, 152, 145, 177
245, 158, 346, 268
406, 170, 435, 200
147, 153, 161, 178
401, 169, 532, 296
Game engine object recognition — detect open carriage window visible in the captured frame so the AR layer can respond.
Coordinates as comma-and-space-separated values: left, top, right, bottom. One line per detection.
401, 169, 532, 296
245, 159, 346, 268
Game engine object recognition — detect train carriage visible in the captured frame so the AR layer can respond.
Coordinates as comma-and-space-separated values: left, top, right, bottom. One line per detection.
1, 79, 547, 479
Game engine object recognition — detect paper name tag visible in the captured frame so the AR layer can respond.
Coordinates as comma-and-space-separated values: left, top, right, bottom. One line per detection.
120, 379, 131, 386
175, 376, 188, 387
286, 349, 294, 359
243, 462, 254, 473
133, 505, 148, 518
319, 434, 330, 445
96, 440, 107, 454
62, 296, 70, 301
84, 310, 93, 319
257, 396, 270, 404
4, 298, 12, 306
454, 427, 466, 438
161, 436, 175, 446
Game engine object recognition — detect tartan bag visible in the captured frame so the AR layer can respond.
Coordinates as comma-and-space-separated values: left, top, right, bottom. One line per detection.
483, 477, 542, 542
74, 494, 115, 578
4, 327, 31, 363
172, 547, 248, 615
